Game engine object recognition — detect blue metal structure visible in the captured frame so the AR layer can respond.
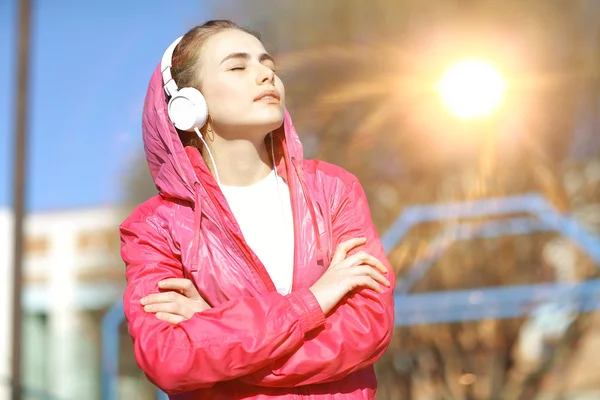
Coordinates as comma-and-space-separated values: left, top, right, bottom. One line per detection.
391, 216, 600, 325
380, 193, 600, 263
101, 299, 126, 400
380, 193, 600, 325
395, 278, 600, 326
101, 193, 600, 399
394, 216, 550, 294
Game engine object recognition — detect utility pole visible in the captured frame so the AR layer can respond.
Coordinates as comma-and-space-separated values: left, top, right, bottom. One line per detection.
11, 0, 32, 399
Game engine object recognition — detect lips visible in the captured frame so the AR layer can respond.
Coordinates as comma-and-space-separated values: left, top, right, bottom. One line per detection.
254, 89, 281, 103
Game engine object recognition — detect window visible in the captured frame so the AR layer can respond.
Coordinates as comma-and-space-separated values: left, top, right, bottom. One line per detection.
77, 229, 119, 253
24, 236, 49, 257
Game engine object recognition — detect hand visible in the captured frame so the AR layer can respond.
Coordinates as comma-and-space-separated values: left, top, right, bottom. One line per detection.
140, 278, 211, 324
309, 238, 390, 315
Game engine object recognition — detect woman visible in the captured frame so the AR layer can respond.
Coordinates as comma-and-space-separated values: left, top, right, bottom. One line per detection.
121, 20, 395, 399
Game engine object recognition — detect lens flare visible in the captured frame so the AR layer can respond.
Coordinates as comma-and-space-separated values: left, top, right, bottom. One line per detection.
437, 58, 506, 120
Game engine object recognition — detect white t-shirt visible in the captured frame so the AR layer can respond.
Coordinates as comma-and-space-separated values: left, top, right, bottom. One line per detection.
220, 170, 295, 295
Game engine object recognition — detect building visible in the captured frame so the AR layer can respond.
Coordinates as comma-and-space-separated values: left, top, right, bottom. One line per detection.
0, 206, 125, 399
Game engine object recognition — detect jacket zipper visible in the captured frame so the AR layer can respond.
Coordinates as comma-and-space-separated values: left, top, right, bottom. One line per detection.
291, 157, 323, 256
287, 157, 301, 292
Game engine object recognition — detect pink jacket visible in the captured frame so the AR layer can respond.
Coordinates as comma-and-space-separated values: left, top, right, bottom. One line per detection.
120, 65, 396, 399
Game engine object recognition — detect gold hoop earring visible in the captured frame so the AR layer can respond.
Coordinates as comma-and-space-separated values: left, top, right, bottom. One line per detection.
205, 116, 215, 142
205, 125, 215, 142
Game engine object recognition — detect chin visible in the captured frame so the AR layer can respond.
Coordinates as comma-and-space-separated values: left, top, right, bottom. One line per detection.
254, 108, 285, 131
223, 107, 285, 135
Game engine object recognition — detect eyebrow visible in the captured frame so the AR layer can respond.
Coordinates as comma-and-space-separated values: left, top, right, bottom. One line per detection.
219, 52, 275, 65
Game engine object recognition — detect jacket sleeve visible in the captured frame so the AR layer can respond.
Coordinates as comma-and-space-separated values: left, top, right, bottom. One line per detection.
120, 204, 326, 395
240, 177, 396, 387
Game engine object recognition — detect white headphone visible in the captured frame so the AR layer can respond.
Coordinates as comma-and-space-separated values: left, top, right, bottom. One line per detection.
161, 36, 209, 132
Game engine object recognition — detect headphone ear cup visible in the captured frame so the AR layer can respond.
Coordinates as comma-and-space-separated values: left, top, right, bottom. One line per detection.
167, 87, 208, 132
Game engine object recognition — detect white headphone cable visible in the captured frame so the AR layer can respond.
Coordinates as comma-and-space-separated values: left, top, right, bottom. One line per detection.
270, 132, 288, 225
194, 127, 221, 186
193, 128, 283, 220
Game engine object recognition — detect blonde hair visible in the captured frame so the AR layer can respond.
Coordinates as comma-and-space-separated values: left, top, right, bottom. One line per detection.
171, 20, 261, 90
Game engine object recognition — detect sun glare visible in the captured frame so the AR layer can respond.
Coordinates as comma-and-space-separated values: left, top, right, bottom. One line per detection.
437, 58, 506, 120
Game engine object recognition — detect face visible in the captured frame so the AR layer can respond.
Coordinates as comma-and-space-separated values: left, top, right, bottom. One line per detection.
196, 29, 285, 137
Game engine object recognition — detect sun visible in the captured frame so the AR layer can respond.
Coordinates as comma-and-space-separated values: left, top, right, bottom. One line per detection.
437, 58, 507, 120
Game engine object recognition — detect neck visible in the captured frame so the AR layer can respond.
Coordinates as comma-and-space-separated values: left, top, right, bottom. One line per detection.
201, 132, 274, 187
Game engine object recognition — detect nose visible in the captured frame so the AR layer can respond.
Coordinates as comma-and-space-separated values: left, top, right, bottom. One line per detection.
257, 64, 275, 85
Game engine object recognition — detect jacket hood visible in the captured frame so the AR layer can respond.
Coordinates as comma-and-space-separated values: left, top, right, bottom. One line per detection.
141, 63, 305, 203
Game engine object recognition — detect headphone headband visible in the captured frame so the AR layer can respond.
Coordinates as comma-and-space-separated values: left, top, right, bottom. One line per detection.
161, 36, 183, 97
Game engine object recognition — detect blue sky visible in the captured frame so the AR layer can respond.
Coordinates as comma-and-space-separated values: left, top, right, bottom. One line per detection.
0, 0, 212, 211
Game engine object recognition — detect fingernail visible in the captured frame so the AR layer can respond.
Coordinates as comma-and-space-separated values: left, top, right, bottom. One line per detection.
158, 281, 165, 287
140, 297, 147, 305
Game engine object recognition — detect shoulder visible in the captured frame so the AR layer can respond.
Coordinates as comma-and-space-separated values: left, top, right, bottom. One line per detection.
119, 194, 181, 234
303, 159, 360, 189
302, 159, 365, 209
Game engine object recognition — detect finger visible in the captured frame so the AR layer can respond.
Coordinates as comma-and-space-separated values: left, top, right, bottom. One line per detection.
362, 253, 387, 274
356, 253, 387, 274
354, 276, 384, 293
158, 278, 202, 300
344, 252, 387, 274
159, 279, 212, 308
193, 301, 212, 313
155, 312, 186, 325
332, 238, 366, 265
143, 302, 187, 317
141, 291, 184, 305
356, 265, 391, 287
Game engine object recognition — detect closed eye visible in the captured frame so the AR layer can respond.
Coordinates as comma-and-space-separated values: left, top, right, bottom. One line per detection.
231, 66, 245, 71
